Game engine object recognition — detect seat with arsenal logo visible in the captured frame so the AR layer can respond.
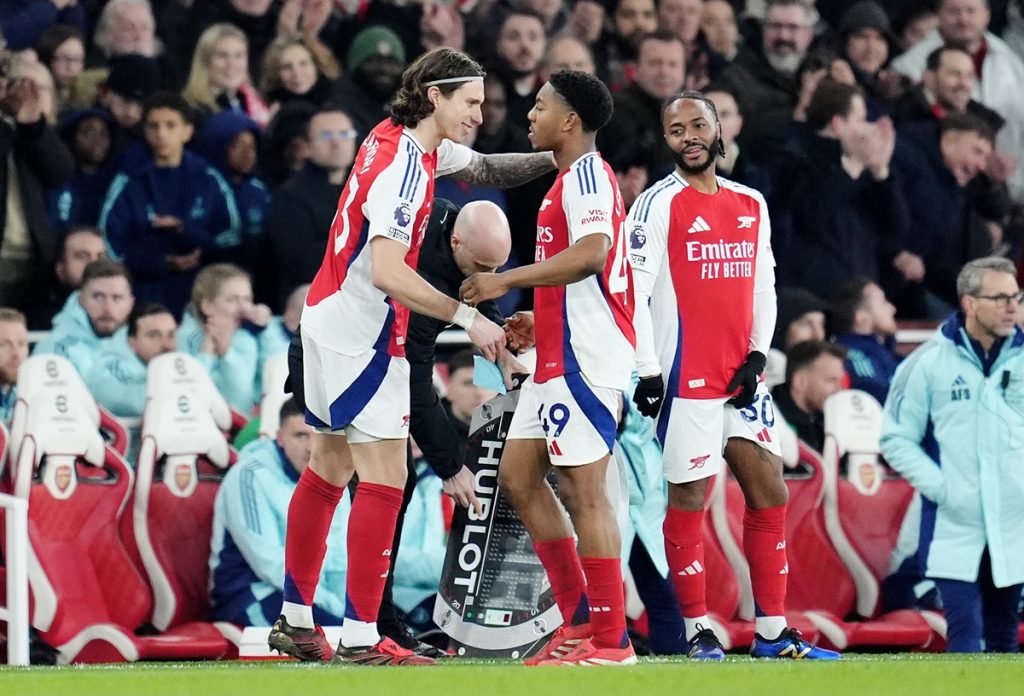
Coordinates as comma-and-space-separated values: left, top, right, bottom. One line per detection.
3, 354, 228, 662
129, 352, 241, 654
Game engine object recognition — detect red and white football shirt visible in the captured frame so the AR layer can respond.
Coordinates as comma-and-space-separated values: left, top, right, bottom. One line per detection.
533, 152, 636, 392
302, 120, 471, 357
629, 173, 775, 399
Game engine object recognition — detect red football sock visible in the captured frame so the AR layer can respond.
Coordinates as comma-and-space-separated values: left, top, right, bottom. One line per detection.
344, 482, 404, 622
580, 556, 627, 649
743, 505, 788, 617
283, 468, 346, 606
534, 538, 589, 625
664, 508, 707, 618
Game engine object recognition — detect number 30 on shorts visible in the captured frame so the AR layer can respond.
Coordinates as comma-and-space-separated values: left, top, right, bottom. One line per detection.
537, 402, 571, 437
737, 394, 775, 428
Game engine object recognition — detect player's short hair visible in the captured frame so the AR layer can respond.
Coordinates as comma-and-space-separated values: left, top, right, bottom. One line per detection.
957, 257, 1017, 299
128, 302, 173, 337
142, 90, 196, 125
785, 340, 847, 382
829, 277, 873, 335
81, 258, 133, 289
662, 89, 720, 122
0, 307, 27, 326
448, 348, 475, 375
190, 263, 249, 318
940, 111, 995, 146
547, 70, 613, 133
925, 44, 973, 72
390, 48, 486, 128
805, 80, 864, 132
279, 396, 305, 423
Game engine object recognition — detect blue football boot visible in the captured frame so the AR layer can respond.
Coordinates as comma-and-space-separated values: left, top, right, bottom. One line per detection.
750, 627, 841, 660
687, 626, 726, 660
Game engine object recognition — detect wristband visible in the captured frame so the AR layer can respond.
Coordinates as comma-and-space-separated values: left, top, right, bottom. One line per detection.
452, 302, 478, 330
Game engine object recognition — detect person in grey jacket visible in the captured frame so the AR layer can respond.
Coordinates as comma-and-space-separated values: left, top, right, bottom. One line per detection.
881, 256, 1024, 653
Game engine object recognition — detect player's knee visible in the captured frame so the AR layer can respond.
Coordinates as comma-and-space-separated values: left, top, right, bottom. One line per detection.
667, 479, 707, 511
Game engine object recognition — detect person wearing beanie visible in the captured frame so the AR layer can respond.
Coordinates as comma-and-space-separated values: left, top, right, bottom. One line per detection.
838, 0, 910, 115
330, 25, 407, 140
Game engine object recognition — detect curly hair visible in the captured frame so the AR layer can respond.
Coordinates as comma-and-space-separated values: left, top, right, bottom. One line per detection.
390, 48, 485, 128
547, 70, 613, 133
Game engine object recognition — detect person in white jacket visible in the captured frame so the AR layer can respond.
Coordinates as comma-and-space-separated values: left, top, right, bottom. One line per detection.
881, 256, 1024, 653
890, 0, 1024, 201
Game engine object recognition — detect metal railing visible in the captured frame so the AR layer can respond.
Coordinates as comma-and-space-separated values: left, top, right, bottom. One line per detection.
0, 492, 29, 666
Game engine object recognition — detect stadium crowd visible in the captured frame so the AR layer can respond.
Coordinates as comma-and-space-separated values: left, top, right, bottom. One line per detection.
2, 0, 1024, 661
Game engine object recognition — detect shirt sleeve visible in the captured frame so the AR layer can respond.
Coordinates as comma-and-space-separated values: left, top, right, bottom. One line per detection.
750, 192, 777, 355
563, 158, 616, 244
626, 194, 670, 377
436, 139, 474, 177
363, 146, 429, 249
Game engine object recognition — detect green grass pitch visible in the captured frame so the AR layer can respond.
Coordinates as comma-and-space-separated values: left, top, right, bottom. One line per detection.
2, 654, 1022, 696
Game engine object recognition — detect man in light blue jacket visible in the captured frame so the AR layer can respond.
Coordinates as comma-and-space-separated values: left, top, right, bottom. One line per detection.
210, 397, 349, 627
881, 256, 1024, 653
86, 302, 178, 419
33, 258, 134, 378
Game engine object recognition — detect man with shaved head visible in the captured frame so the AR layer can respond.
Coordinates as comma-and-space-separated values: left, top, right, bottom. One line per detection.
282, 197, 524, 656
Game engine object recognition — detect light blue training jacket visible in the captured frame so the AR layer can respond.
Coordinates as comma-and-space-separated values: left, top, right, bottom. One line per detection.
881, 314, 1024, 587
177, 310, 259, 413
209, 438, 350, 626
33, 291, 128, 378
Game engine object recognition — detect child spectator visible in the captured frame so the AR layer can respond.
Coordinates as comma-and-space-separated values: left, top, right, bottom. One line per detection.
99, 91, 241, 317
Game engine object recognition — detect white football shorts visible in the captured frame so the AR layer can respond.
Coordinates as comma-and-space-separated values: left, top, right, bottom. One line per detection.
657, 381, 782, 484
507, 373, 623, 467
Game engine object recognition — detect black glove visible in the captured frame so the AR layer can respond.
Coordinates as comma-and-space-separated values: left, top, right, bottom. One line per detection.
632, 374, 665, 419
726, 351, 767, 409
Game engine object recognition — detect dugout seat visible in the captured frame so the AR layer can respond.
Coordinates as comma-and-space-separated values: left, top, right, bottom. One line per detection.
6, 355, 228, 663
783, 434, 936, 652
127, 352, 239, 655
257, 353, 290, 440
8, 355, 128, 461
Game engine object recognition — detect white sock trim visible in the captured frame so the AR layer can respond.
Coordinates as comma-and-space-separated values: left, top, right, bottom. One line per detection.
341, 618, 380, 648
755, 616, 787, 640
684, 615, 712, 642
281, 601, 314, 630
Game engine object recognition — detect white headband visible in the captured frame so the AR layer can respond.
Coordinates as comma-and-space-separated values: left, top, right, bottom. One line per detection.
424, 76, 484, 87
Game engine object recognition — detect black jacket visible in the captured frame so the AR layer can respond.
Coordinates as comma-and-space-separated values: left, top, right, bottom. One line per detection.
769, 124, 910, 297
716, 46, 801, 157
0, 117, 74, 279
259, 161, 345, 310
772, 383, 824, 454
407, 199, 503, 479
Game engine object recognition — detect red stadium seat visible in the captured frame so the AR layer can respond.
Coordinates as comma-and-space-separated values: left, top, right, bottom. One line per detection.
0, 421, 10, 494
784, 426, 936, 652
5, 355, 228, 663
128, 353, 240, 655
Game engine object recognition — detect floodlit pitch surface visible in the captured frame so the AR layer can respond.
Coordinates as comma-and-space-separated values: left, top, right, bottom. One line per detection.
1, 654, 1021, 696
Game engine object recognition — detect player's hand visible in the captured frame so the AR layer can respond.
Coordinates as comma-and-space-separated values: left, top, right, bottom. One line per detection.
460, 272, 509, 305
632, 374, 665, 419
503, 311, 535, 351
726, 351, 766, 409
467, 313, 505, 362
442, 465, 483, 517
497, 349, 530, 390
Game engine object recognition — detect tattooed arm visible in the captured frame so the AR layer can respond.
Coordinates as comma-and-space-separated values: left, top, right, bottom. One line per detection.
446, 151, 557, 188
